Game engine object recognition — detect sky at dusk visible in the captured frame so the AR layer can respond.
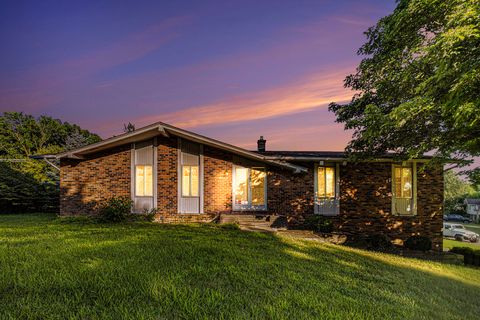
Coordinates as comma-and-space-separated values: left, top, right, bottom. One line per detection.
0, 0, 396, 151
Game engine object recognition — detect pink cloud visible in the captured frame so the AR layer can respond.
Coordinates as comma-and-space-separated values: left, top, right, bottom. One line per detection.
132, 66, 354, 129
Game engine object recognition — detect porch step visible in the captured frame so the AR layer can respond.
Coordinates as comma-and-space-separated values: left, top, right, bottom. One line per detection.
219, 214, 288, 232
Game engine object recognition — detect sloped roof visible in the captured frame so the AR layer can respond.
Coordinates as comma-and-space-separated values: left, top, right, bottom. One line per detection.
50, 122, 308, 173
465, 199, 480, 205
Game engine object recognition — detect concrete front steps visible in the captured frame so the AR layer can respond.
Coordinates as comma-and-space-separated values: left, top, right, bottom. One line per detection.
219, 214, 288, 232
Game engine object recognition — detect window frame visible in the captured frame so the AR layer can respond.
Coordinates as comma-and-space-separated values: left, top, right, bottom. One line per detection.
316, 165, 337, 199
181, 164, 200, 197
391, 162, 417, 216
135, 164, 154, 197
232, 165, 267, 211
314, 163, 340, 216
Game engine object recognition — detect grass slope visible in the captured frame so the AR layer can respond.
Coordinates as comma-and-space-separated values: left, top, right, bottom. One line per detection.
1, 214, 479, 320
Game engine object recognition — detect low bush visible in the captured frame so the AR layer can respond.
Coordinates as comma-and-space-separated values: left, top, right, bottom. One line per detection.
404, 236, 432, 252
450, 247, 473, 255
365, 234, 394, 252
450, 247, 480, 267
132, 208, 157, 222
98, 196, 132, 222
303, 215, 334, 233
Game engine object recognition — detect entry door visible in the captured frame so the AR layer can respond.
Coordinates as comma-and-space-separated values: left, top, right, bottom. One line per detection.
314, 163, 340, 215
132, 140, 156, 212
178, 140, 203, 213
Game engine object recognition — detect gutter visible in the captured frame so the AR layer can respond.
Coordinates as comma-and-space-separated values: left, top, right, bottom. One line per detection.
263, 156, 432, 163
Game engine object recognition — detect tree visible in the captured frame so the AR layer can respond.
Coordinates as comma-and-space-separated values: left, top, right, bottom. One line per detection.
329, 0, 480, 177
0, 112, 101, 158
0, 112, 101, 213
123, 122, 135, 133
444, 170, 474, 214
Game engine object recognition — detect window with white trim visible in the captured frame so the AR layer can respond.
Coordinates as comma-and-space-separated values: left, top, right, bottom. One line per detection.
392, 163, 417, 215
233, 166, 266, 210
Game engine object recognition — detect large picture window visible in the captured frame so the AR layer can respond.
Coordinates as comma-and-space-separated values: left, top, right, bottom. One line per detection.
233, 166, 266, 210
392, 163, 417, 215
182, 165, 199, 197
135, 165, 153, 197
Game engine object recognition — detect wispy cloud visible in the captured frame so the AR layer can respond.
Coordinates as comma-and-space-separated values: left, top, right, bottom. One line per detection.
134, 66, 353, 129
0, 16, 191, 111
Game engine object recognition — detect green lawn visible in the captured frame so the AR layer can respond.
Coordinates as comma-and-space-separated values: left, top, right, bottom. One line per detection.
444, 239, 480, 250
465, 223, 480, 233
1, 214, 479, 320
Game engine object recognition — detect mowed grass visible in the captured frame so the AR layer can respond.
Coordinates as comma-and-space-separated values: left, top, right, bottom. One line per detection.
1, 214, 479, 320
444, 239, 480, 250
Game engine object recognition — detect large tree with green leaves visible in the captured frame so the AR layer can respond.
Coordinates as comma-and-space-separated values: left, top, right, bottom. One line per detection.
329, 0, 480, 177
444, 170, 475, 214
0, 112, 101, 213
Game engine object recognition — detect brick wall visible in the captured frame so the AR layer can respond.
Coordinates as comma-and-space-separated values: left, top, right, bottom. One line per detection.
266, 165, 314, 218
334, 162, 444, 250
203, 146, 233, 213
60, 145, 131, 215
156, 136, 177, 215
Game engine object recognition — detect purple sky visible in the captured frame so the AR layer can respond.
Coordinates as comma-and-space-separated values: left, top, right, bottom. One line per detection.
0, 0, 396, 151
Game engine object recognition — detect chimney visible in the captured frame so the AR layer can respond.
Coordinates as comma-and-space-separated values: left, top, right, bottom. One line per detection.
257, 136, 266, 152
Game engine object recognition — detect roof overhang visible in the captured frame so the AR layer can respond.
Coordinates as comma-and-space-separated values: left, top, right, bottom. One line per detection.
52, 122, 308, 173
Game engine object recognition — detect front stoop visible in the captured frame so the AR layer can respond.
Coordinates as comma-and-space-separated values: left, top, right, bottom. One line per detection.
219, 214, 288, 232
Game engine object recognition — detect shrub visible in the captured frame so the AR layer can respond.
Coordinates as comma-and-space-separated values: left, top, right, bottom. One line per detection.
219, 223, 241, 230
449, 247, 473, 256
303, 215, 334, 233
137, 208, 157, 222
98, 196, 132, 222
450, 247, 480, 267
404, 236, 432, 252
365, 234, 394, 252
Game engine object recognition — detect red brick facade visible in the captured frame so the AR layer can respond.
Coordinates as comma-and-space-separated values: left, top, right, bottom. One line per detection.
60, 145, 131, 215
60, 135, 443, 249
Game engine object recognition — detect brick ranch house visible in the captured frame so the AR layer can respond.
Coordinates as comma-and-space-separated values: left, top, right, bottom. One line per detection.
52, 122, 443, 249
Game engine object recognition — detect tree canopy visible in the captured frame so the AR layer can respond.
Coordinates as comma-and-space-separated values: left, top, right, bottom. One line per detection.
0, 112, 101, 213
329, 0, 480, 178
444, 170, 475, 214
0, 112, 101, 158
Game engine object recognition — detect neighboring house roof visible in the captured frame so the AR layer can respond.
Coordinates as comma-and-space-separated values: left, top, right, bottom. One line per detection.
465, 199, 480, 205
43, 122, 308, 173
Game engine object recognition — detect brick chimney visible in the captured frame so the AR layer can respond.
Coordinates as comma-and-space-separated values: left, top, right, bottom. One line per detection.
257, 136, 266, 152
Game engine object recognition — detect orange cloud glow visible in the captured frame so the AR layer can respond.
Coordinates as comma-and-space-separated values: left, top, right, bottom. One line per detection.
136, 67, 354, 129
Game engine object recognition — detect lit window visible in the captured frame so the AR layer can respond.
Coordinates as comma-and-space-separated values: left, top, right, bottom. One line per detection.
317, 166, 335, 198
182, 165, 199, 197
135, 165, 153, 196
233, 166, 266, 210
394, 166, 412, 198
392, 164, 416, 215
